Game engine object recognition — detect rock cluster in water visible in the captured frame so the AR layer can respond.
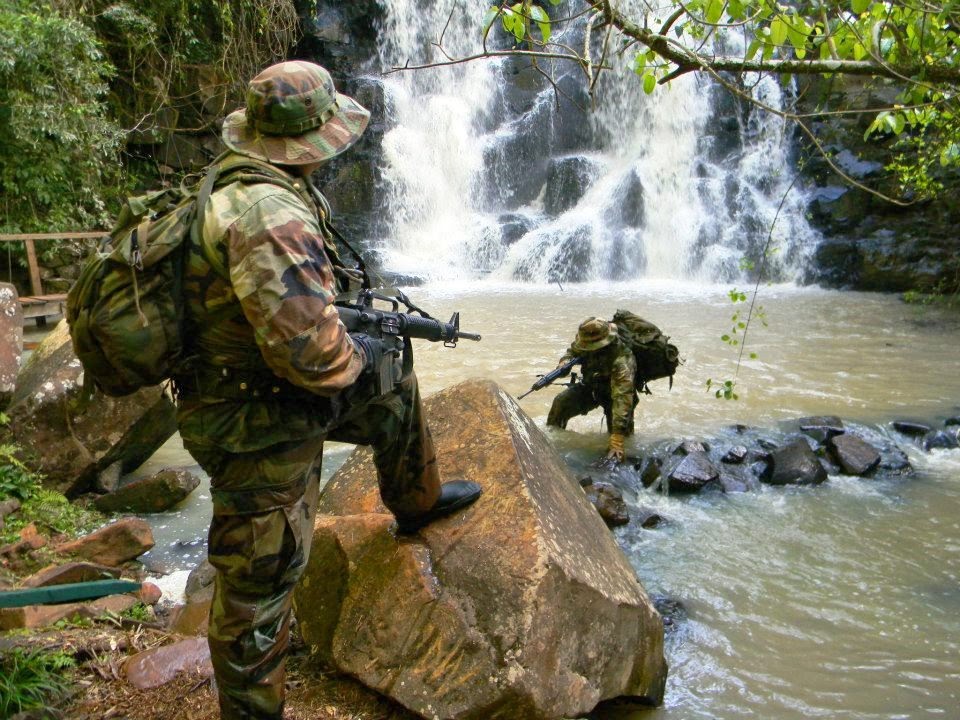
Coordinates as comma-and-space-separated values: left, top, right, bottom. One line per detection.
573, 414, 959, 520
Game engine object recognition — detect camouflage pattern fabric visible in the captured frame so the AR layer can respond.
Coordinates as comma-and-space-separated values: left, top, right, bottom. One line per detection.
547, 337, 638, 436
222, 61, 370, 166
176, 156, 365, 452
185, 373, 440, 719
175, 146, 442, 717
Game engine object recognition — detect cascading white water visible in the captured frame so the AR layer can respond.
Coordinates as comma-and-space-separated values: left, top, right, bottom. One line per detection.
373, 0, 820, 283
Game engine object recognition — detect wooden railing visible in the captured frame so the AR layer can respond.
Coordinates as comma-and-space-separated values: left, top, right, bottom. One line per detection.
0, 231, 108, 325
0, 231, 108, 296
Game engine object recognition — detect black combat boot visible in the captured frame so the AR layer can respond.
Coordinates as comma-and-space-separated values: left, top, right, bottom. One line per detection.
396, 480, 482, 535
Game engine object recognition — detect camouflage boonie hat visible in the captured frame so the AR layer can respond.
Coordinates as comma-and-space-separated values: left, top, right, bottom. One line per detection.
572, 317, 618, 353
222, 60, 370, 165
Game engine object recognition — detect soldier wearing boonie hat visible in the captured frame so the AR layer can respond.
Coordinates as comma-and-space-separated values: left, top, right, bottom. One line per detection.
173, 60, 480, 720
221, 60, 371, 165
547, 317, 640, 463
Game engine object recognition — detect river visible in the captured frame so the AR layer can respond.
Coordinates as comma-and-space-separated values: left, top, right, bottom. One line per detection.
131, 280, 960, 720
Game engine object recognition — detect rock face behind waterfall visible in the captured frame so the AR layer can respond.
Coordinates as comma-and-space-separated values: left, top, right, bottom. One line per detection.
5, 320, 177, 496
295, 379, 667, 719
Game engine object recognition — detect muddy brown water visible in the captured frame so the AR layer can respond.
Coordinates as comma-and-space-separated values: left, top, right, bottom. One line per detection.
125, 282, 960, 719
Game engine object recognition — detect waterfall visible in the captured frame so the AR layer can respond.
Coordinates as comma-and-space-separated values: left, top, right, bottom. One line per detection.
373, 1, 819, 284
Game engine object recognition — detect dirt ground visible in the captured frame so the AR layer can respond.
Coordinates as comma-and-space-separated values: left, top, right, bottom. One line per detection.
4, 625, 418, 720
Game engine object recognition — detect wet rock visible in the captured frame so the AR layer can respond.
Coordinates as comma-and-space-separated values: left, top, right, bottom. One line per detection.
498, 212, 536, 246
21, 561, 120, 588
94, 468, 200, 514
6, 320, 178, 496
761, 439, 828, 486
652, 596, 687, 630
922, 430, 959, 451
893, 420, 932, 437
721, 445, 748, 464
828, 434, 881, 476
168, 561, 216, 634
797, 415, 845, 443
124, 636, 213, 690
0, 282, 23, 409
184, 559, 216, 602
296, 379, 667, 718
879, 445, 913, 475
543, 155, 598, 215
635, 508, 665, 529
583, 481, 630, 527
718, 461, 762, 493
634, 456, 664, 489
674, 439, 710, 455
55, 518, 155, 567
757, 437, 780, 451
609, 169, 645, 228
666, 451, 720, 493
944, 417, 960, 427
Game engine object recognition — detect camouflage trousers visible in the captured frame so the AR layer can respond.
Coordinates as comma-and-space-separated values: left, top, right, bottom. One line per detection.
546, 381, 636, 436
182, 372, 440, 719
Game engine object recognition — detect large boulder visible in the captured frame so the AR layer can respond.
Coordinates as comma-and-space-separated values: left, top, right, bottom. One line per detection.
5, 320, 177, 496
295, 379, 667, 719
0, 282, 23, 408
94, 468, 200, 514
55, 517, 155, 567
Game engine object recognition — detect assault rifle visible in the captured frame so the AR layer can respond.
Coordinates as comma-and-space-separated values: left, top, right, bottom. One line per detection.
518, 356, 582, 400
335, 288, 481, 346
335, 289, 480, 395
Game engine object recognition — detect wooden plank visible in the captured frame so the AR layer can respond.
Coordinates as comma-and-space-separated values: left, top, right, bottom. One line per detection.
0, 232, 108, 241
0, 579, 142, 608
23, 237, 43, 296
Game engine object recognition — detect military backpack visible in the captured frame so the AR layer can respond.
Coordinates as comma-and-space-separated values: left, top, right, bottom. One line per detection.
611, 308, 681, 391
66, 156, 301, 397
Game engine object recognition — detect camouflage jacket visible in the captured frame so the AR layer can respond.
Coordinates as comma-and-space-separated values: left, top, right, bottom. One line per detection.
560, 336, 637, 435
175, 155, 365, 452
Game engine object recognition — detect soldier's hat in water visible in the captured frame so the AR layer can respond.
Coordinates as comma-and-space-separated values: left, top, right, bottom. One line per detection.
572, 317, 618, 353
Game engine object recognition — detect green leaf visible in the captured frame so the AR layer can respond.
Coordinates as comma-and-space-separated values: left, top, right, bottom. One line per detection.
634, 53, 647, 75
705, 0, 725, 25
769, 17, 788, 46
851, 0, 870, 14
642, 71, 657, 94
746, 39, 763, 60
529, 5, 551, 43
482, 7, 500, 38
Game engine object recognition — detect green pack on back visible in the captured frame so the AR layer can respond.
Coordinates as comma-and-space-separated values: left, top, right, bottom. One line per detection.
612, 308, 681, 391
66, 156, 298, 397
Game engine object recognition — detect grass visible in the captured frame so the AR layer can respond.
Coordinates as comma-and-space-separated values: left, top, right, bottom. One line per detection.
0, 647, 76, 717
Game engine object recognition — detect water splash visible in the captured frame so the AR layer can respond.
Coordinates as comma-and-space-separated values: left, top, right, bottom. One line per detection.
373, 1, 820, 283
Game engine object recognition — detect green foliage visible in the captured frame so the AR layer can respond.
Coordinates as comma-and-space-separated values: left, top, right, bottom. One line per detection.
0, 648, 76, 717
119, 602, 153, 623
706, 378, 739, 400
0, 444, 36, 502
0, 445, 106, 545
0, 0, 121, 236
485, 1, 561, 46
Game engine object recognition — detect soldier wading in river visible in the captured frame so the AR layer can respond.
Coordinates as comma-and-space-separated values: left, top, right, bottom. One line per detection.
172, 61, 481, 719
546, 317, 640, 464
